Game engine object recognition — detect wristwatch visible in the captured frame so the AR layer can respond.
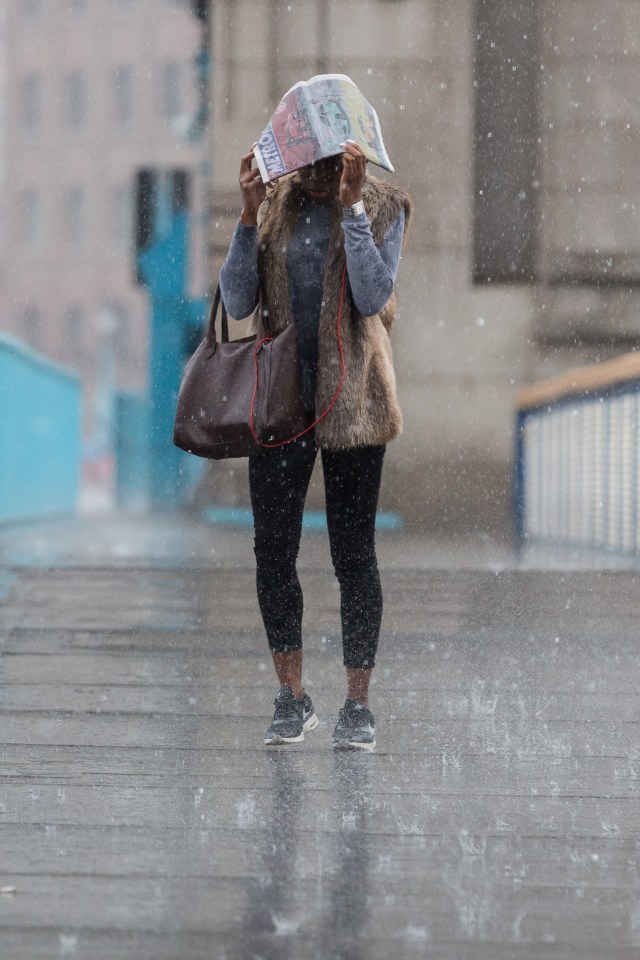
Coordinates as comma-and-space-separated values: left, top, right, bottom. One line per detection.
343, 199, 366, 218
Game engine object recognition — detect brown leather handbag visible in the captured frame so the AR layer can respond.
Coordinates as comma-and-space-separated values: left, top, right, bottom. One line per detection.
173, 286, 309, 459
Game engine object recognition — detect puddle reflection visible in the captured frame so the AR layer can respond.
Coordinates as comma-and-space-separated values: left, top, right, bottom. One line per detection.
239, 750, 374, 957
319, 751, 372, 958
242, 751, 307, 954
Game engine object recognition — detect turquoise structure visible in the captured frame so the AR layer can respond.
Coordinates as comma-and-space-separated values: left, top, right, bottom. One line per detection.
0, 333, 81, 523
114, 390, 151, 510
133, 172, 206, 508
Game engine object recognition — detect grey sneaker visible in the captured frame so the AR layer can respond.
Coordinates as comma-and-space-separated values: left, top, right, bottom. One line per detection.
331, 699, 376, 751
264, 686, 319, 745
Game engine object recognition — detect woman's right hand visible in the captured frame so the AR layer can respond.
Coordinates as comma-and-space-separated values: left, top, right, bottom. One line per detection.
239, 148, 266, 226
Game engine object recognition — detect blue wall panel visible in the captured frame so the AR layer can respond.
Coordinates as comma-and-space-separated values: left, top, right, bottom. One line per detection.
0, 334, 81, 523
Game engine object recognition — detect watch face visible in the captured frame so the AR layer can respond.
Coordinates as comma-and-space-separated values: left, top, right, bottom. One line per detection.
344, 201, 364, 217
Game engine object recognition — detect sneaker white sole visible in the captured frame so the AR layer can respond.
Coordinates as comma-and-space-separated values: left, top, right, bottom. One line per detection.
264, 731, 304, 745
332, 737, 376, 752
264, 712, 319, 745
303, 713, 319, 732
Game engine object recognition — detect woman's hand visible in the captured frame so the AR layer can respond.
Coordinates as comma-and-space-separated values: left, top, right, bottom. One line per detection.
339, 140, 367, 208
239, 148, 267, 226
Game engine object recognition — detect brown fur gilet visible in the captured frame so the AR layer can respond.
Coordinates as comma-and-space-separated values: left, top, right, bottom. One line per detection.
255, 173, 412, 450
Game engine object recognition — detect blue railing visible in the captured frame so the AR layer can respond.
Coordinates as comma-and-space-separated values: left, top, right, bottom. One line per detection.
0, 333, 81, 523
515, 353, 640, 554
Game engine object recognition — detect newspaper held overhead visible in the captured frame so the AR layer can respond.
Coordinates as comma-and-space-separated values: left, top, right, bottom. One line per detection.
253, 74, 394, 184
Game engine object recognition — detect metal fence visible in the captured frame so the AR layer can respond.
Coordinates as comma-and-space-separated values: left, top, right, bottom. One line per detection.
515, 354, 640, 554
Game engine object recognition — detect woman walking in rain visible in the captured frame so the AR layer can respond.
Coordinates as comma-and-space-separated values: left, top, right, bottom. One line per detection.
220, 79, 411, 750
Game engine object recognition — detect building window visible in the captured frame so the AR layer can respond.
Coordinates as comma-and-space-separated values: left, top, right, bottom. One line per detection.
162, 61, 182, 120
64, 186, 87, 249
63, 305, 86, 363
19, 188, 44, 250
22, 305, 42, 347
114, 65, 134, 126
112, 183, 133, 252
20, 73, 43, 131
65, 71, 87, 129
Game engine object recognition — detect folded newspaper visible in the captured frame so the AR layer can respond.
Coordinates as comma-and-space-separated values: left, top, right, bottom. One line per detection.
254, 74, 394, 184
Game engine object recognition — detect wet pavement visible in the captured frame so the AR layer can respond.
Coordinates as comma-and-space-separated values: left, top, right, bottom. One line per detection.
1, 513, 640, 959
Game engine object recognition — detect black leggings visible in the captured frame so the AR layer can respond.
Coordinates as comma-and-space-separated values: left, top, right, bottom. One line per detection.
249, 438, 385, 669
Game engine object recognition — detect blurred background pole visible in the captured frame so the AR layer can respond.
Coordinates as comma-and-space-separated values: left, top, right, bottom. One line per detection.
130, 0, 211, 510
187, 0, 212, 294
90, 306, 117, 504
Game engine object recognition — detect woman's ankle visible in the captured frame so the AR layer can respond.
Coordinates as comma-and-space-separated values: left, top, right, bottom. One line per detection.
345, 666, 372, 706
272, 649, 304, 699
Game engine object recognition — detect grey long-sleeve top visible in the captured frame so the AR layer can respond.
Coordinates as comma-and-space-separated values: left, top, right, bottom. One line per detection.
219, 198, 404, 411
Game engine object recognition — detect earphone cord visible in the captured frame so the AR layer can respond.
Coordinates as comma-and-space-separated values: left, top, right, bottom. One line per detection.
249, 261, 348, 448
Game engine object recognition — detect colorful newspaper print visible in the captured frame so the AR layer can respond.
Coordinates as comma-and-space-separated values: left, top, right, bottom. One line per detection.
254, 74, 394, 183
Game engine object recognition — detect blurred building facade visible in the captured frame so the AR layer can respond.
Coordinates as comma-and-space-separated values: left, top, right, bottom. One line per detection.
0, 0, 206, 428
0, 1, 7, 276
208, 0, 640, 535
0, 0, 637, 534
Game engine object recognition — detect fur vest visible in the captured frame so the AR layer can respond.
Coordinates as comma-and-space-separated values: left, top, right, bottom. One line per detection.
256, 173, 412, 449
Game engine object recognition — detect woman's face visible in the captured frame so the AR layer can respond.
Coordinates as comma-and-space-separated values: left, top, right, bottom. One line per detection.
298, 155, 343, 203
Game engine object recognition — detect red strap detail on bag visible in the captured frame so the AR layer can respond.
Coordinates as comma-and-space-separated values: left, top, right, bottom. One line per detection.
249, 262, 348, 449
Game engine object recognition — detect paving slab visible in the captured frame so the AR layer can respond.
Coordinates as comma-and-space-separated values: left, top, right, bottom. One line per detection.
0, 514, 639, 959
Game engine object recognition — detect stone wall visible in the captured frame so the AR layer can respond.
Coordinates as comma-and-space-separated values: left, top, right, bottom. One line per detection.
207, 0, 640, 537
534, 0, 640, 370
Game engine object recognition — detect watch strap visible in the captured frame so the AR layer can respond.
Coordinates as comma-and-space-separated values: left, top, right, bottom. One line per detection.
343, 199, 366, 218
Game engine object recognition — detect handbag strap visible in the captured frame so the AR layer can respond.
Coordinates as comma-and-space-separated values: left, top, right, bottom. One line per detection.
206, 285, 271, 346
205, 285, 229, 346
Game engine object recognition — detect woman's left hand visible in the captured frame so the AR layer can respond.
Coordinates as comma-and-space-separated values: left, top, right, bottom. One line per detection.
339, 140, 367, 207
